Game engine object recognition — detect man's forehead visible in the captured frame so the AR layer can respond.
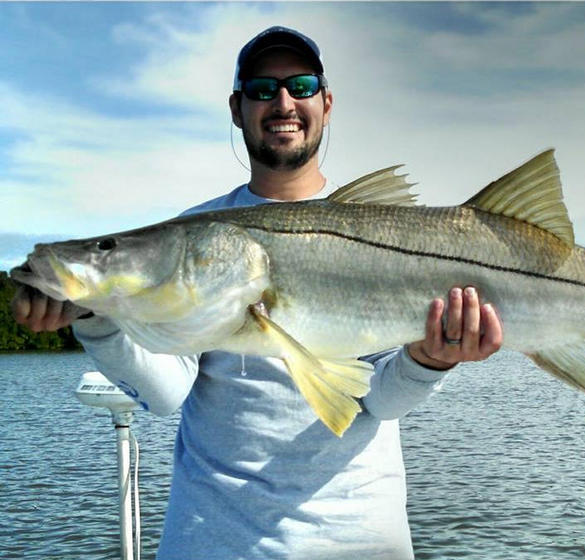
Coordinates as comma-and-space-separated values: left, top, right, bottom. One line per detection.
248, 48, 318, 77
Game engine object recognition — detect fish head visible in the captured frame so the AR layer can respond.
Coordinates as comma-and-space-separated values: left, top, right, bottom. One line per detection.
11, 217, 271, 328
178, 219, 271, 323
11, 223, 187, 318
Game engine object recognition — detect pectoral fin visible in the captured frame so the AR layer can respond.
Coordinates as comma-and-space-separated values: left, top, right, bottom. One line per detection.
249, 308, 374, 437
527, 343, 585, 392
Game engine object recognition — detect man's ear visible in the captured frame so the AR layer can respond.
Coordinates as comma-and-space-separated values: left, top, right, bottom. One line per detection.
229, 93, 243, 129
323, 90, 333, 127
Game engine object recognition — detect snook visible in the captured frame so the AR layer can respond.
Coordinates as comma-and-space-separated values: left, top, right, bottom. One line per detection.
11, 150, 585, 436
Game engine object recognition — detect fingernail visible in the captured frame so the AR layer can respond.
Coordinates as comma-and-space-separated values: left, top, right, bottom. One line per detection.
450, 287, 462, 298
464, 286, 476, 297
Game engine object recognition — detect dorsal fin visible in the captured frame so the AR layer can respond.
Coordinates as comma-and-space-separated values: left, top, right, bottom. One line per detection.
464, 149, 574, 246
328, 165, 419, 206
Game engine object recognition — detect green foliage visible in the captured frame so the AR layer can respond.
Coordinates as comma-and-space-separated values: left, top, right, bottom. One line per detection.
0, 271, 81, 352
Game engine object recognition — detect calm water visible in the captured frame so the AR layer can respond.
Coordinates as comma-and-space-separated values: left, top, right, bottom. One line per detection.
1, 351, 584, 559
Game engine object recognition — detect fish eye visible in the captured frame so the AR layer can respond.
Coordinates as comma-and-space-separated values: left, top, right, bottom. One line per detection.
97, 237, 117, 251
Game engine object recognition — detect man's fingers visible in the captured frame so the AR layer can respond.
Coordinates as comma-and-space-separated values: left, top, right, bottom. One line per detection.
409, 286, 503, 369
461, 286, 481, 355
479, 303, 503, 356
444, 287, 463, 343
11, 285, 33, 323
426, 298, 445, 352
43, 296, 67, 331
27, 290, 50, 331
11, 285, 76, 332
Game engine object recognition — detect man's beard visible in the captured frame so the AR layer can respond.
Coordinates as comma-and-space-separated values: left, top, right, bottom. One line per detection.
243, 128, 323, 170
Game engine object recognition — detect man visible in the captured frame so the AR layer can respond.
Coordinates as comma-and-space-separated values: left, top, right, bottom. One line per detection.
12, 27, 502, 560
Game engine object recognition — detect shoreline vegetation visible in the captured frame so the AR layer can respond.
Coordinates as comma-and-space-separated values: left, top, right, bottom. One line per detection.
0, 271, 81, 352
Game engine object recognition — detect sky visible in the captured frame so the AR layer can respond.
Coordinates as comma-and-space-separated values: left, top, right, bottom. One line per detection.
1, 1, 585, 270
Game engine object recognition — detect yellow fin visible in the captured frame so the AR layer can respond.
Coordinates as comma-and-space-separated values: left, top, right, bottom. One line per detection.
250, 309, 374, 437
527, 344, 585, 393
318, 358, 373, 397
328, 165, 419, 206
464, 149, 574, 246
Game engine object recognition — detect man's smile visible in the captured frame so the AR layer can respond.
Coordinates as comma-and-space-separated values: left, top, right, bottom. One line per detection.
264, 119, 304, 135
268, 123, 301, 133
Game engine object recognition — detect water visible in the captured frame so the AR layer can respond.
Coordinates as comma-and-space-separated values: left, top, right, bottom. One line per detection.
0, 352, 180, 559
402, 351, 585, 559
1, 351, 584, 559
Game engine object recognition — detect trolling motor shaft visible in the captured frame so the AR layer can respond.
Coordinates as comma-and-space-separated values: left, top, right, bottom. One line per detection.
75, 372, 141, 560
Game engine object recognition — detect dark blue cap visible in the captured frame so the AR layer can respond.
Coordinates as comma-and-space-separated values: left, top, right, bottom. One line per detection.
233, 26, 325, 91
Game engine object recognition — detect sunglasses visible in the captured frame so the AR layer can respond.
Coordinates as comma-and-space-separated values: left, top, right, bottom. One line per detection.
239, 74, 328, 101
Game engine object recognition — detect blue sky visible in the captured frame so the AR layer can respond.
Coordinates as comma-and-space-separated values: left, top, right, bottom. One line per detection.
2, 2, 585, 270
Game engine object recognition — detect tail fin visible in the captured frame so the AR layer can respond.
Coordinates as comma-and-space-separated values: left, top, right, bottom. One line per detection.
527, 343, 585, 392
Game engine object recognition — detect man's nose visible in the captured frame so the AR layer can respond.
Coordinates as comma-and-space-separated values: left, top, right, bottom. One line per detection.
271, 86, 296, 112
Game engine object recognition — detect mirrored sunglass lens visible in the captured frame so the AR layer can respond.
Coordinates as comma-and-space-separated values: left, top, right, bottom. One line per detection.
287, 75, 319, 98
244, 78, 278, 100
242, 75, 321, 100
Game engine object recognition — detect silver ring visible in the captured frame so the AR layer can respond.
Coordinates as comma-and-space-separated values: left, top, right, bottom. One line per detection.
444, 336, 462, 345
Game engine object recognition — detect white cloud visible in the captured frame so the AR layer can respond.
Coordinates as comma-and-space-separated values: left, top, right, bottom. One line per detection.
311, 3, 585, 215
99, 4, 298, 111
0, 80, 243, 234
1, 1, 584, 251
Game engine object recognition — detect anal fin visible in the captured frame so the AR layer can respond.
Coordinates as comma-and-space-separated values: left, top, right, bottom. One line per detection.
527, 343, 585, 392
249, 308, 374, 437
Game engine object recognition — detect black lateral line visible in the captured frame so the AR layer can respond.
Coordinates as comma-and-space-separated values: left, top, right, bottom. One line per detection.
252, 226, 585, 288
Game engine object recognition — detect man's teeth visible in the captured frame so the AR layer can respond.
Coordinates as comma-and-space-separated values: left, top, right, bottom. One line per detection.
269, 124, 301, 133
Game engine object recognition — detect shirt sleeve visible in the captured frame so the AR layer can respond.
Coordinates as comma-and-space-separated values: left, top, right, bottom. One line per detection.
72, 315, 198, 416
361, 346, 450, 420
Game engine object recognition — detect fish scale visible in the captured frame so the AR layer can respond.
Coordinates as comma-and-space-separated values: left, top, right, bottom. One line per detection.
11, 149, 585, 435
212, 201, 581, 283
229, 218, 583, 355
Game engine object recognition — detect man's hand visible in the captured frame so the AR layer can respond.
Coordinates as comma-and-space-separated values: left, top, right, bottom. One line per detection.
408, 286, 503, 370
11, 285, 90, 332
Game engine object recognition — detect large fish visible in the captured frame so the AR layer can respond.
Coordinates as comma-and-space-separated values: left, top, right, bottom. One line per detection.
11, 150, 585, 436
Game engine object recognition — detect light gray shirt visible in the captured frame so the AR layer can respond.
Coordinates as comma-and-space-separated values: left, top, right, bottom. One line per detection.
73, 182, 448, 560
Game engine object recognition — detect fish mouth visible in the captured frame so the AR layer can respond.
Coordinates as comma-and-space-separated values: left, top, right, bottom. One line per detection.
10, 261, 34, 278
10, 257, 45, 285
10, 252, 81, 302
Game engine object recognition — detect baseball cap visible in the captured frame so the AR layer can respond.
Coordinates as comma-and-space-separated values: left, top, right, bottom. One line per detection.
233, 26, 325, 91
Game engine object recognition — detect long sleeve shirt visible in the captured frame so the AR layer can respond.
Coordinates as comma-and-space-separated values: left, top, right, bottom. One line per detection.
73, 182, 449, 560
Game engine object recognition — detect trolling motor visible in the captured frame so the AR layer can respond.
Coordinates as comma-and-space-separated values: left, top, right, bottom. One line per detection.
75, 371, 141, 560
